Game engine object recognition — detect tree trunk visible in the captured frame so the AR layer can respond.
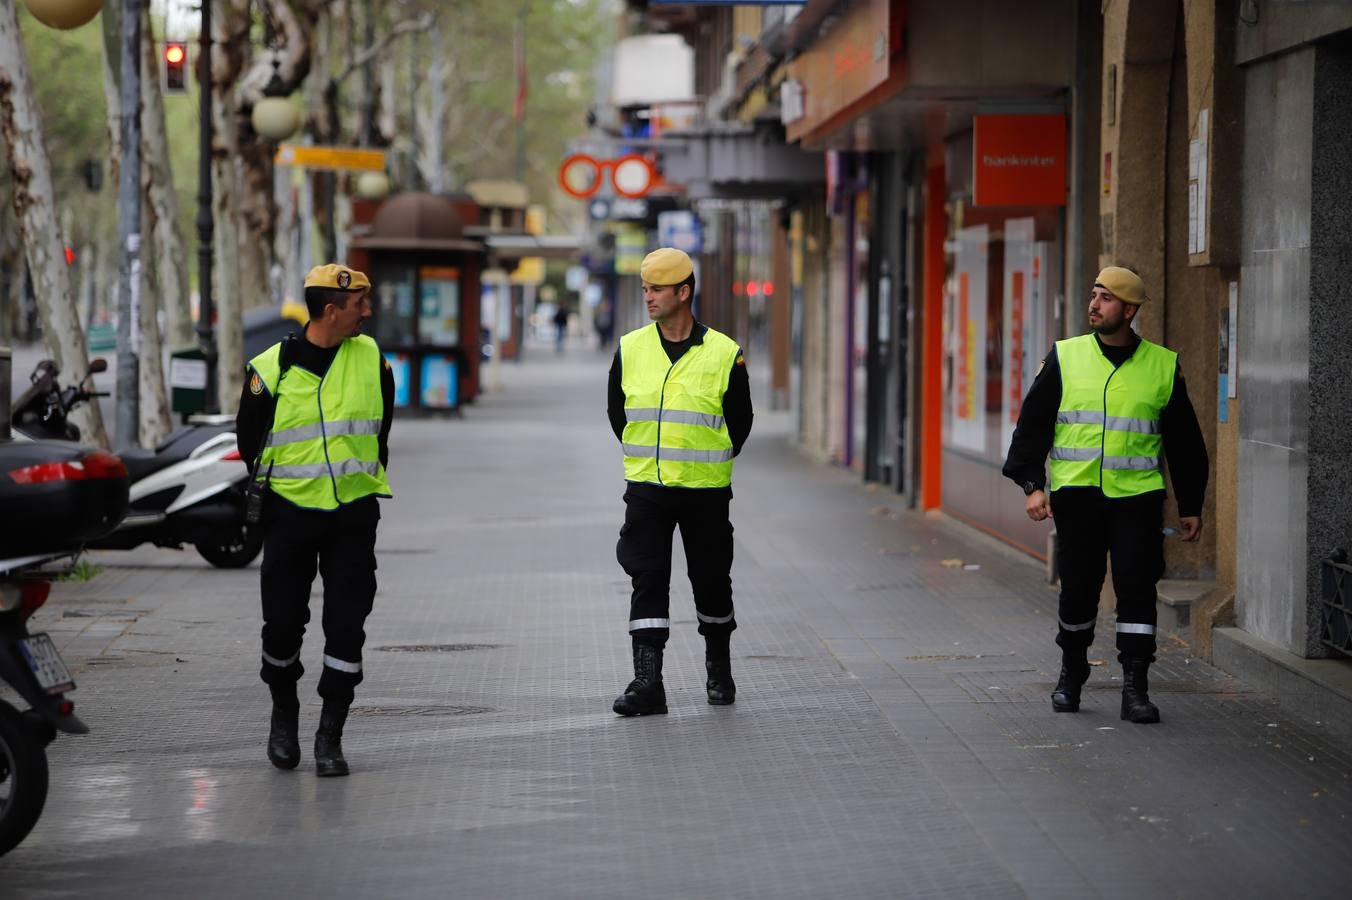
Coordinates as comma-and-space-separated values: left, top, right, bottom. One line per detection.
140, 3, 193, 351
0, 0, 107, 446
137, 191, 171, 447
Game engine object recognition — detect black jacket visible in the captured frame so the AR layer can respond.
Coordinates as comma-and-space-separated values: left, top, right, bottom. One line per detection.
607, 322, 753, 493
1002, 332, 1208, 517
236, 330, 395, 476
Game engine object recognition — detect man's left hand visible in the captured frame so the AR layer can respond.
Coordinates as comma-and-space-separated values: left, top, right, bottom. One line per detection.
1179, 516, 1203, 542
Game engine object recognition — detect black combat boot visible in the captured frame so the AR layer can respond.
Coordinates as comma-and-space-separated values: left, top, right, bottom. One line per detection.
1120, 657, 1161, 724
1050, 653, 1091, 713
612, 644, 667, 716
266, 685, 301, 770
314, 702, 351, 776
705, 640, 736, 706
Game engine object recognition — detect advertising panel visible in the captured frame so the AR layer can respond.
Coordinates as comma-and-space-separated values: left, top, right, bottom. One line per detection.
1001, 218, 1035, 448
951, 225, 988, 452
418, 267, 460, 345
420, 354, 458, 409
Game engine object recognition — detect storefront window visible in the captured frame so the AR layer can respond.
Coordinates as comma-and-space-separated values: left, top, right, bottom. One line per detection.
939, 129, 1063, 550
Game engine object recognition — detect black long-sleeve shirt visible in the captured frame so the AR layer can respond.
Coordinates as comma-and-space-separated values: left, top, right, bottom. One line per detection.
607, 322, 753, 493
1002, 332, 1209, 517
236, 330, 395, 476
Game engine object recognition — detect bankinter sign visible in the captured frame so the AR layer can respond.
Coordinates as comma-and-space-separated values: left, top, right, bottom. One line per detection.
972, 115, 1067, 207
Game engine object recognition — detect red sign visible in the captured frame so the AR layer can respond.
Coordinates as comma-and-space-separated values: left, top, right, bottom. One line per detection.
972, 115, 1066, 207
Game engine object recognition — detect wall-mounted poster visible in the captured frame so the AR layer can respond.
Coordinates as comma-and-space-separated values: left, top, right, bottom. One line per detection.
1002, 218, 1036, 449
418, 267, 460, 345
420, 353, 458, 409
951, 225, 988, 452
383, 352, 411, 408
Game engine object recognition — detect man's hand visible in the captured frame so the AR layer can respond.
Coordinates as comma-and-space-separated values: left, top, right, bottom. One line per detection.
1179, 516, 1203, 542
1025, 490, 1052, 522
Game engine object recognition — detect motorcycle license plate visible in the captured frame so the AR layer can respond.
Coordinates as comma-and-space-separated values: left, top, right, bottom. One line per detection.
18, 633, 75, 695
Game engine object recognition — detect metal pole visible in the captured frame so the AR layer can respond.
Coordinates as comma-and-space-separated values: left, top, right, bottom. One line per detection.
197, 0, 218, 414
515, 8, 526, 182
115, 0, 142, 447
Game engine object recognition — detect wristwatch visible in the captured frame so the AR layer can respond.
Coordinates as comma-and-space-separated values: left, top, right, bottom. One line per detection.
1022, 481, 1042, 496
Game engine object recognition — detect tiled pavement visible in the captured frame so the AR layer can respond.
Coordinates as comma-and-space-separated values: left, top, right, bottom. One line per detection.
4, 341, 1350, 898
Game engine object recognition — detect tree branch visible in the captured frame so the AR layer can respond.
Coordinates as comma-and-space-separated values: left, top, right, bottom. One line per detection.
333, 13, 434, 85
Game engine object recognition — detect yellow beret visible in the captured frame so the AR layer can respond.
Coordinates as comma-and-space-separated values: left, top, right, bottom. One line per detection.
304, 263, 370, 292
640, 248, 694, 286
1094, 266, 1148, 305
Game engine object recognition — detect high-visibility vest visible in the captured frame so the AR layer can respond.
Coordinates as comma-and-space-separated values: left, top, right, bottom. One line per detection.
1049, 333, 1177, 498
248, 334, 391, 510
620, 323, 740, 489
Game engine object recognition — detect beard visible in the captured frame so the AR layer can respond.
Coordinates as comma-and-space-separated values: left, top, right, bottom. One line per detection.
1091, 314, 1126, 335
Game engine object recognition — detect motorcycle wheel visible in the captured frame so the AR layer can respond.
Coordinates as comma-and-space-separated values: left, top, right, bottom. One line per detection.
196, 522, 264, 569
0, 703, 50, 857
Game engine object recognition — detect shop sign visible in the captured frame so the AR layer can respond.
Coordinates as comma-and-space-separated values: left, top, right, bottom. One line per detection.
614, 227, 646, 275
785, 0, 894, 144
274, 144, 386, 172
972, 115, 1066, 207
658, 210, 702, 255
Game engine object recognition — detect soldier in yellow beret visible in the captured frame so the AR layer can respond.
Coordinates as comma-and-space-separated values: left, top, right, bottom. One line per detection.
1003, 265, 1208, 724
235, 262, 395, 776
606, 247, 754, 716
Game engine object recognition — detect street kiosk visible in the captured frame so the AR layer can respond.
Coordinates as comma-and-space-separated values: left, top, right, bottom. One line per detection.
348, 192, 485, 411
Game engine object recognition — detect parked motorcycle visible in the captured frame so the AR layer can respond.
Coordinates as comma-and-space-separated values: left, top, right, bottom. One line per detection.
0, 437, 129, 855
11, 358, 262, 568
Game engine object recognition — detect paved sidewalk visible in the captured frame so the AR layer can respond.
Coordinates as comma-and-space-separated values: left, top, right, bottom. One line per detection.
5, 340, 1350, 898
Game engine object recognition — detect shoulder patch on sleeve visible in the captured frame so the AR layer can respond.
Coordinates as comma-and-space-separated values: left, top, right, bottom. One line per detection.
735, 353, 745, 367
249, 371, 265, 395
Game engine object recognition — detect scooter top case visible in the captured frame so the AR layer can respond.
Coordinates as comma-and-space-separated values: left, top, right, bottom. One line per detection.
0, 440, 130, 556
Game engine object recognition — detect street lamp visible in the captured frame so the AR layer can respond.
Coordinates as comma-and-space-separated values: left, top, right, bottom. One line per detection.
250, 57, 300, 142
22, 0, 101, 30
355, 171, 390, 200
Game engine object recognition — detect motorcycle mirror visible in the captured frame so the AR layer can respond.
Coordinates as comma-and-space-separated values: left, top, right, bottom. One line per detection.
88, 358, 108, 374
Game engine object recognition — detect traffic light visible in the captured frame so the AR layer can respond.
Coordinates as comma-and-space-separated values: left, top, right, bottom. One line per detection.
163, 41, 188, 94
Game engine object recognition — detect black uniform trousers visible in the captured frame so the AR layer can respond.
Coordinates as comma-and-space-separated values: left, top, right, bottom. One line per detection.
259, 494, 380, 706
617, 485, 736, 649
1050, 487, 1165, 662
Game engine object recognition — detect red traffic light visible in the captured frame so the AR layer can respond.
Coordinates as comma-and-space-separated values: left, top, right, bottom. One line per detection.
63, 246, 75, 265
163, 41, 188, 94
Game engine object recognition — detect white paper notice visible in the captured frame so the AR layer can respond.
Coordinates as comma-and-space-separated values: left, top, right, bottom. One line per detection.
1228, 281, 1238, 398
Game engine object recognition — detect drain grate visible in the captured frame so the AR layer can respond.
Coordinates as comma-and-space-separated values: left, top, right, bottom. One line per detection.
349, 705, 492, 718
373, 643, 502, 653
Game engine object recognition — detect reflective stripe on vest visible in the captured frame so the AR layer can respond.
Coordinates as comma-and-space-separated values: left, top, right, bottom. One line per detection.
249, 334, 392, 510
1049, 334, 1176, 498
619, 324, 740, 489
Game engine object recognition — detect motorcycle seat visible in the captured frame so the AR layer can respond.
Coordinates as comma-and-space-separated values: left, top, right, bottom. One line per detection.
117, 448, 185, 483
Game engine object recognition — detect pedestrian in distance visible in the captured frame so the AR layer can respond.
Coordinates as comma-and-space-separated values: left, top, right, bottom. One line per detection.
236, 263, 395, 775
1003, 266, 1208, 724
553, 303, 570, 353
607, 248, 753, 716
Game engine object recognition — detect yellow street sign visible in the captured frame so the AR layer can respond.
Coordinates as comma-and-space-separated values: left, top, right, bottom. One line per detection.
274, 144, 387, 172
